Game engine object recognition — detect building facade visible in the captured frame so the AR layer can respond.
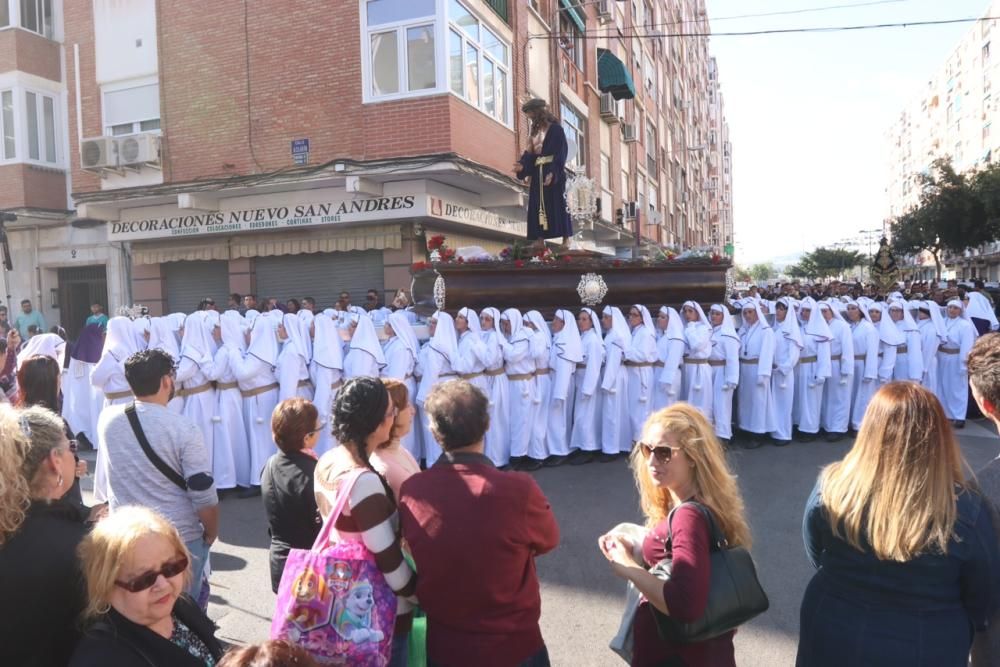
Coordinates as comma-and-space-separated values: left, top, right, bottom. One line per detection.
7, 0, 733, 319
0, 0, 124, 338
885, 4, 1000, 281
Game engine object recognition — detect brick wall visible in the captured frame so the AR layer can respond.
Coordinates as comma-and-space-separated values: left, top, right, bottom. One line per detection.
64, 0, 102, 193
0, 164, 67, 210
0, 28, 61, 81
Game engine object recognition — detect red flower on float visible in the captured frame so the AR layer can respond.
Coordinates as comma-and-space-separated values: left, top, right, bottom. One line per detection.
711, 254, 721, 264
427, 234, 446, 250
612, 259, 623, 268
411, 261, 431, 272
514, 260, 525, 268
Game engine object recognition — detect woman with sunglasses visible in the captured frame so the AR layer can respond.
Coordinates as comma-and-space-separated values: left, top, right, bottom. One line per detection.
599, 404, 751, 667
0, 405, 92, 667
71, 506, 224, 666
260, 398, 323, 593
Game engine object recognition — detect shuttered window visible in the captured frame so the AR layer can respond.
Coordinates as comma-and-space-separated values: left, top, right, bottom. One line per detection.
163, 260, 230, 314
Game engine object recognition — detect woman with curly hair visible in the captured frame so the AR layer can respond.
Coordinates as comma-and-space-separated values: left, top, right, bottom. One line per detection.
599, 403, 751, 667
314, 376, 417, 666
0, 404, 91, 666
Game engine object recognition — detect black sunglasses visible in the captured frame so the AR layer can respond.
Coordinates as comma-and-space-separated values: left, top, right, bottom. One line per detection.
638, 442, 681, 464
115, 555, 189, 593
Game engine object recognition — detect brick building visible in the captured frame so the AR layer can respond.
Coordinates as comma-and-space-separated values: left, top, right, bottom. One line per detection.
0, 0, 121, 337
6, 0, 733, 318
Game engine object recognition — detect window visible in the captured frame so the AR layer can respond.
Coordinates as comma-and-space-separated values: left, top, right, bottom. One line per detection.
23, 90, 58, 164
648, 181, 658, 220
558, 11, 583, 70
985, 42, 992, 64
449, 0, 511, 124
600, 153, 612, 221
364, 0, 436, 99
1, 90, 13, 159
645, 122, 656, 172
985, 123, 991, 141
561, 100, 585, 172
103, 83, 161, 136
19, 0, 53, 38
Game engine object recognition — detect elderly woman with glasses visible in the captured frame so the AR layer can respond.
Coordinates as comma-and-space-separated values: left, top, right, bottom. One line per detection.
260, 397, 324, 593
70, 506, 224, 666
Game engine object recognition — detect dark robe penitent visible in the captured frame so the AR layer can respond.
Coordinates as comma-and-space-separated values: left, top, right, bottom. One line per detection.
517, 122, 574, 240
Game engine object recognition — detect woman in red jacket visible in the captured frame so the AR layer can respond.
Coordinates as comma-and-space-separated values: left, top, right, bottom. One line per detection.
599, 403, 752, 667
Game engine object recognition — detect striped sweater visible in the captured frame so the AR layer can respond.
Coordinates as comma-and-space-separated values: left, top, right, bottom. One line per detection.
314, 462, 416, 632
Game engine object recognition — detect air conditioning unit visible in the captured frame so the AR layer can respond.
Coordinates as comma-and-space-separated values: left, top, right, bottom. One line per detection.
80, 136, 117, 170
622, 123, 638, 143
597, 0, 612, 23
600, 93, 620, 123
117, 133, 161, 167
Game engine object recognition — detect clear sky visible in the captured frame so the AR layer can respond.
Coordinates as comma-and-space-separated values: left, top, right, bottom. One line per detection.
707, 0, 993, 265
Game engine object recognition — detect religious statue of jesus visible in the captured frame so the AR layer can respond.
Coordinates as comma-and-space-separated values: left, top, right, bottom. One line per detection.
512, 98, 573, 249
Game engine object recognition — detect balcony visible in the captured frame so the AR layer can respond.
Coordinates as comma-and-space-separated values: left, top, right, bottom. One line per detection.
559, 50, 583, 97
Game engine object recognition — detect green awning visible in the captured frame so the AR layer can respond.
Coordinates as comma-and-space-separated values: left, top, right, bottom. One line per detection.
597, 48, 637, 100
560, 0, 586, 33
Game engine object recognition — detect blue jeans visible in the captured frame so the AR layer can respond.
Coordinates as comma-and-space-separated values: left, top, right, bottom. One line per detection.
184, 537, 210, 601
429, 645, 549, 667
388, 631, 409, 667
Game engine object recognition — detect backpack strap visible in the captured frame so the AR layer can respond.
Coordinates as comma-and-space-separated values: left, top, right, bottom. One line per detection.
666, 500, 728, 552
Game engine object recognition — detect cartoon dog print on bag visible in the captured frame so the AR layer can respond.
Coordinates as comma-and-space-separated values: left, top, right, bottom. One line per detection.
287, 566, 333, 632
332, 579, 385, 644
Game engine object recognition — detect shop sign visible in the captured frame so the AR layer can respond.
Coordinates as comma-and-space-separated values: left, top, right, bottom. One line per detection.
427, 197, 526, 236
108, 195, 421, 241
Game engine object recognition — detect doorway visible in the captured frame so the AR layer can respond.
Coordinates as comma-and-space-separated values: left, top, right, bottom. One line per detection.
58, 265, 108, 341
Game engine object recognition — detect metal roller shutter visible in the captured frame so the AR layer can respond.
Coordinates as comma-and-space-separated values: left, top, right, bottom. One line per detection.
164, 260, 230, 313
255, 250, 384, 310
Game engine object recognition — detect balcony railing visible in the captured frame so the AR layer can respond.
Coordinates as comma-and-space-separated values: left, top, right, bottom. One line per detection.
484, 0, 508, 23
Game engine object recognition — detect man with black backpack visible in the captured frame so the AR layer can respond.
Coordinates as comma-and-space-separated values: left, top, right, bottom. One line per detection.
94, 348, 219, 607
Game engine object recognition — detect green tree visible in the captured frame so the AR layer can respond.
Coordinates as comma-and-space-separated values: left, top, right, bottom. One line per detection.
786, 247, 865, 280
749, 262, 776, 283
891, 158, 994, 280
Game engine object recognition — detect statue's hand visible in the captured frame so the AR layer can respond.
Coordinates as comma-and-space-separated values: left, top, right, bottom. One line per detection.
544, 173, 554, 187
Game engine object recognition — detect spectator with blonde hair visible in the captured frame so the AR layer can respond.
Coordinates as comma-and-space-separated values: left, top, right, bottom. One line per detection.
797, 381, 1000, 667
71, 506, 224, 666
0, 404, 91, 667
599, 403, 750, 667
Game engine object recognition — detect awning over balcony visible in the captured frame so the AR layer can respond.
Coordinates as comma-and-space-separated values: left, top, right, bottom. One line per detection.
597, 48, 637, 100
560, 0, 586, 33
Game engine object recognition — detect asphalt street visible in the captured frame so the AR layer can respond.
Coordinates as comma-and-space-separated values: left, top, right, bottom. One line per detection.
80, 419, 1000, 666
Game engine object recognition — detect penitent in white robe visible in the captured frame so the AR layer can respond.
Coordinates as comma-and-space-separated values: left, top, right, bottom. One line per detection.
682, 322, 714, 422
528, 332, 551, 461
416, 347, 455, 466
794, 335, 831, 434
850, 320, 880, 431
770, 329, 801, 442
710, 328, 740, 440
917, 319, 941, 398
208, 345, 242, 490
570, 329, 604, 452
545, 345, 576, 458
228, 350, 279, 487
601, 337, 631, 455
503, 336, 537, 460
938, 316, 976, 420
821, 319, 855, 435
737, 322, 775, 435
625, 325, 658, 442
277, 350, 313, 402
481, 330, 510, 467
62, 358, 104, 445
653, 333, 684, 411
892, 325, 924, 383
381, 337, 416, 459
176, 353, 221, 487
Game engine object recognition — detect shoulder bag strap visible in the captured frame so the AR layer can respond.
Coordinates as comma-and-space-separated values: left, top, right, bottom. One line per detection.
124, 402, 187, 491
666, 500, 727, 552
310, 467, 367, 551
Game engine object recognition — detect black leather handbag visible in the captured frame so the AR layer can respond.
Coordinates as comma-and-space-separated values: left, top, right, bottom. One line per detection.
650, 501, 769, 643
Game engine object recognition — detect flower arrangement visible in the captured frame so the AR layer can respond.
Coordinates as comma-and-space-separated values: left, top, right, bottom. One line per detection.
426, 234, 447, 251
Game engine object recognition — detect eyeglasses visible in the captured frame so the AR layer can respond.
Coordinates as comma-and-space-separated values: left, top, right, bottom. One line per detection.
638, 442, 681, 464
114, 555, 189, 593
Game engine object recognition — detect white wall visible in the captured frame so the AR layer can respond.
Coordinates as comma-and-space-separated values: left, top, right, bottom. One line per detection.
93, 0, 158, 84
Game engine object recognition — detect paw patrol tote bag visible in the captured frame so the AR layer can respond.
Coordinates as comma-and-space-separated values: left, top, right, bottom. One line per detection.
271, 468, 397, 666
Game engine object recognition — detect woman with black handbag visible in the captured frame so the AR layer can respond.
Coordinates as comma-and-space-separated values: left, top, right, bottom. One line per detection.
600, 403, 760, 667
